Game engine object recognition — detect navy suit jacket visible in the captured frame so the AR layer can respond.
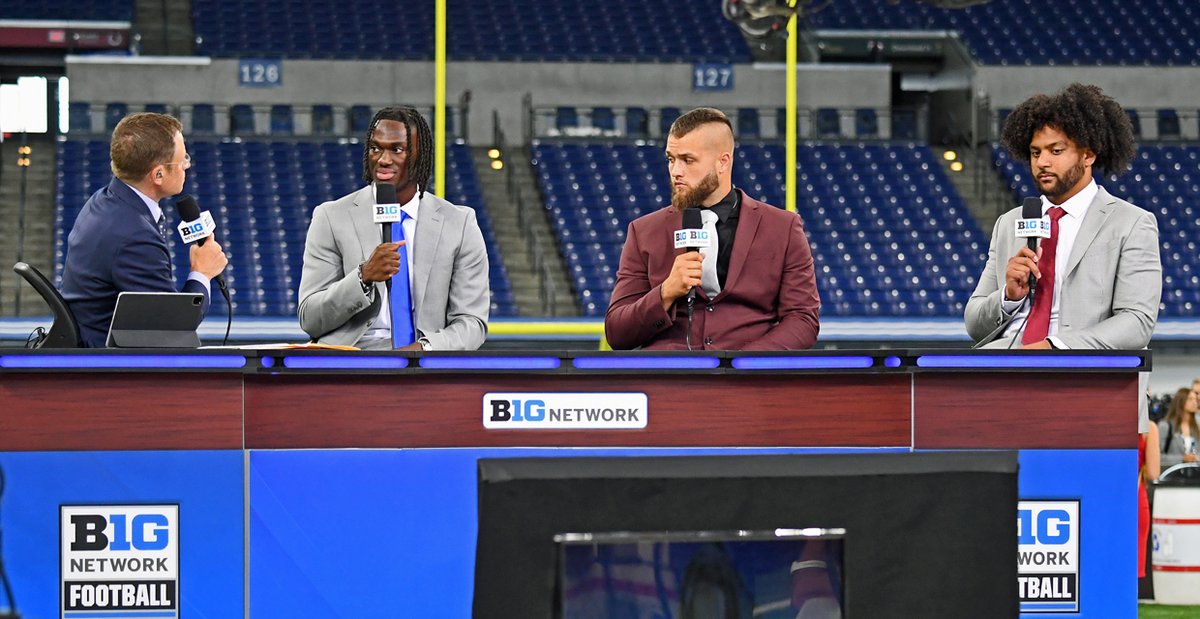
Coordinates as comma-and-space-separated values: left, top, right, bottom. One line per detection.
60, 177, 210, 347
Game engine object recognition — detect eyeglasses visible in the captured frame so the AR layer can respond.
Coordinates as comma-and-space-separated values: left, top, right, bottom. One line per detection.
161, 152, 192, 170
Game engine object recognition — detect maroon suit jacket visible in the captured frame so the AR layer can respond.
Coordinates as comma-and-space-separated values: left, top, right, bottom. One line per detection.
605, 190, 821, 350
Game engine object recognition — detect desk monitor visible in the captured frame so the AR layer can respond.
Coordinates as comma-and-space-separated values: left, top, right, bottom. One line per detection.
555, 528, 845, 619
106, 291, 204, 348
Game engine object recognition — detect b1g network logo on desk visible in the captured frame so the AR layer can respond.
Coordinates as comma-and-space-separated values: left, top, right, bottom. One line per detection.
60, 504, 179, 619
484, 393, 648, 429
1018, 500, 1080, 614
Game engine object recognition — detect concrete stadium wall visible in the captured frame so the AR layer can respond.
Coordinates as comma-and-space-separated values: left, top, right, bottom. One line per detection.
65, 57, 891, 140
976, 66, 1200, 109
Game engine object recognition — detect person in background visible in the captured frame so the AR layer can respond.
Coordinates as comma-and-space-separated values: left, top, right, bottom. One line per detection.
1159, 387, 1199, 468
1139, 406, 1160, 580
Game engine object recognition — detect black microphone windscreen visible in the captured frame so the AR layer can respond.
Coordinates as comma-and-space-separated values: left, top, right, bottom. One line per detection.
1021, 196, 1042, 219
175, 194, 201, 222
682, 207, 702, 230
376, 182, 397, 204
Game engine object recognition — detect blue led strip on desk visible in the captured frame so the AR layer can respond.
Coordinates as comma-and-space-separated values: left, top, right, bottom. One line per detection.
282, 356, 409, 370
418, 356, 562, 370
915, 354, 1144, 369
730, 356, 876, 370
572, 356, 721, 370
0, 354, 247, 370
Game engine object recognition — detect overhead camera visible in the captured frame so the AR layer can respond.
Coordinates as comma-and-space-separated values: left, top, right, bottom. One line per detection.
723, 0, 992, 41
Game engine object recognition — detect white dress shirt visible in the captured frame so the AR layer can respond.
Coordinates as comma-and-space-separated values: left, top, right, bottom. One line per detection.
1001, 179, 1099, 348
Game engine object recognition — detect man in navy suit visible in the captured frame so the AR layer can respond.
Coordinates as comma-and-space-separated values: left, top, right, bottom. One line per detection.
60, 113, 228, 347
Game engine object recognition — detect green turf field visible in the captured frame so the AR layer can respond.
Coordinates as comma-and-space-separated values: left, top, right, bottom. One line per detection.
1139, 604, 1200, 618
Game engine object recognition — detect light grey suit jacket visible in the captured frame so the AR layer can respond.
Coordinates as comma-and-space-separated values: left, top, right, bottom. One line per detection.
297, 186, 489, 350
965, 186, 1161, 349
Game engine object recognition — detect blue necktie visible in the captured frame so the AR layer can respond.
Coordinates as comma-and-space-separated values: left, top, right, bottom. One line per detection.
390, 212, 415, 348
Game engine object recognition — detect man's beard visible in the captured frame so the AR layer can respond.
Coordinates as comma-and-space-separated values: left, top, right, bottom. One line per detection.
1039, 161, 1087, 200
672, 170, 720, 210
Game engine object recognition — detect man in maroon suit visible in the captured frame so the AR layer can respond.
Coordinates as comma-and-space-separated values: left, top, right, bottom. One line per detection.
605, 107, 820, 350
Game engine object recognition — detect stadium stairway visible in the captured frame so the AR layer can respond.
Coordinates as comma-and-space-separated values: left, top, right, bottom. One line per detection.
134, 0, 194, 55
936, 145, 1017, 236
470, 145, 577, 317
0, 136, 57, 317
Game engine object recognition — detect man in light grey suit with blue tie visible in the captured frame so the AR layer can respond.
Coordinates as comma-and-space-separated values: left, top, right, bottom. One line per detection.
298, 106, 489, 350
967, 83, 1161, 351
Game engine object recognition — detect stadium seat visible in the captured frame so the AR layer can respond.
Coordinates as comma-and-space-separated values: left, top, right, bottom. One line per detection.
1158, 109, 1181, 139
191, 104, 216, 135
1127, 110, 1142, 138
349, 105, 373, 134
625, 107, 648, 138
269, 105, 294, 135
591, 107, 616, 132
104, 103, 128, 132
230, 105, 256, 135
660, 107, 681, 137
555, 107, 579, 132
737, 108, 760, 139
68, 102, 92, 134
855, 109, 879, 138
312, 104, 334, 135
816, 108, 841, 138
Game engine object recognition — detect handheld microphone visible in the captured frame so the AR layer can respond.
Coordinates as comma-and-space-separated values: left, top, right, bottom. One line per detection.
374, 182, 402, 241
175, 194, 231, 344
1015, 197, 1048, 293
373, 183, 402, 294
175, 195, 223, 285
675, 208, 711, 305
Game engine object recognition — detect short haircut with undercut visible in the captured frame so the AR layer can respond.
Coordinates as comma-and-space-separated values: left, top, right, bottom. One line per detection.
1000, 83, 1136, 177
110, 113, 182, 182
669, 107, 734, 141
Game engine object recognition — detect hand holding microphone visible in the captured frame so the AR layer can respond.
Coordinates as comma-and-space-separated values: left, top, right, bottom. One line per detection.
175, 195, 228, 282
661, 208, 710, 310
1005, 197, 1050, 301
364, 182, 406, 286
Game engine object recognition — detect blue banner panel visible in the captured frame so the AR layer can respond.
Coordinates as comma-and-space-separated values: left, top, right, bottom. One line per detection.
0, 451, 244, 619
1018, 449, 1137, 618
249, 447, 897, 618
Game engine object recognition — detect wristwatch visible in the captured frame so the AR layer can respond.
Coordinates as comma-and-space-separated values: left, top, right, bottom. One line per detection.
356, 263, 371, 294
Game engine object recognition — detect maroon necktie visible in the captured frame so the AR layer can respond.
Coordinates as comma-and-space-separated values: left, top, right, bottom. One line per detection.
1022, 206, 1067, 345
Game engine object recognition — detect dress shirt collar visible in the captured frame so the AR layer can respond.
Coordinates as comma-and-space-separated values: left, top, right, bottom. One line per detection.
124, 181, 163, 222
704, 186, 740, 224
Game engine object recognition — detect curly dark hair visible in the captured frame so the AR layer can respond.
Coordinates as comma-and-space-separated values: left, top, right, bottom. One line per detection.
361, 105, 433, 200
1000, 83, 1136, 177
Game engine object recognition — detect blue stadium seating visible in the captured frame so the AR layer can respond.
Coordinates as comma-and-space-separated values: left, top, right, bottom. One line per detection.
192, 104, 216, 135
229, 104, 255, 135
0, 0, 132, 21
533, 141, 986, 317
68, 102, 92, 134
192, 0, 748, 62
269, 105, 294, 135
312, 104, 335, 135
625, 107, 649, 139
806, 0, 1200, 66
104, 103, 127, 133
993, 144, 1200, 317
56, 139, 517, 318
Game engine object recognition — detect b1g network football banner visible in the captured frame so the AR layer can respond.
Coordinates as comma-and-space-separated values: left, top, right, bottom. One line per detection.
61, 504, 180, 618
